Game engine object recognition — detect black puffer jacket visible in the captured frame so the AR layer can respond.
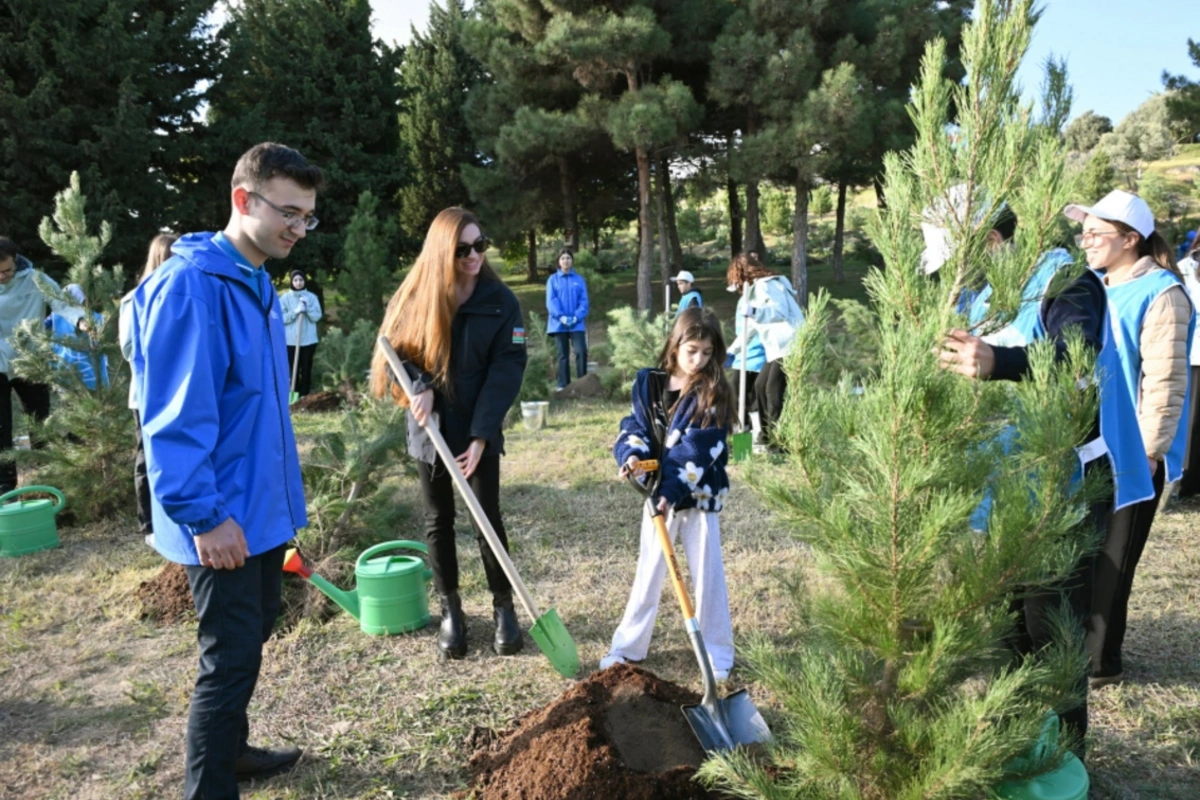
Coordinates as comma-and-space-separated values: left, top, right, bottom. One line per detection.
403, 277, 528, 463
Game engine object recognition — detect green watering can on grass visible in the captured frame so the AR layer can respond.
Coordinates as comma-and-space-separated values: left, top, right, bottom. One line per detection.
0, 485, 66, 558
283, 540, 433, 635
995, 713, 1089, 800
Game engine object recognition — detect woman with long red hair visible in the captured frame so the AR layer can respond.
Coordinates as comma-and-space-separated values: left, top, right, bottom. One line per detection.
371, 208, 528, 660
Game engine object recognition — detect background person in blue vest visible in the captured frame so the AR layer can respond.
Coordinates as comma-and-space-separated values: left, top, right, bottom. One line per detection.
546, 248, 588, 390
0, 236, 86, 493
279, 269, 322, 397
46, 283, 108, 390
672, 270, 702, 314
131, 142, 320, 798
1064, 190, 1194, 690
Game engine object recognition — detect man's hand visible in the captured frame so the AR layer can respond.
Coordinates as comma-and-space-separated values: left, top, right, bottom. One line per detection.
410, 388, 434, 426
194, 518, 249, 570
939, 328, 995, 380
456, 438, 486, 479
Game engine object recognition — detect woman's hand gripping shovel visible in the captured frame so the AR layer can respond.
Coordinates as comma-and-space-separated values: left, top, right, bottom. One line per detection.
376, 336, 580, 679
624, 459, 771, 752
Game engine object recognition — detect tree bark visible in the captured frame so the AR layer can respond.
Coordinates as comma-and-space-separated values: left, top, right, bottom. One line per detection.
792, 170, 810, 311
660, 155, 684, 272
744, 180, 765, 259
874, 176, 887, 210
727, 177, 743, 258
655, 158, 672, 315
525, 227, 539, 283
832, 181, 848, 283
558, 157, 579, 251
636, 145, 654, 314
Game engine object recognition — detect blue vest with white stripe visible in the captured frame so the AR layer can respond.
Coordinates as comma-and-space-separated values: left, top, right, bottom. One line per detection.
968, 248, 1073, 347
1105, 266, 1196, 483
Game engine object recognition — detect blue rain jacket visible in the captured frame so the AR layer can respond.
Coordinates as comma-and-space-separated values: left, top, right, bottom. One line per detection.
130, 232, 308, 565
546, 269, 589, 333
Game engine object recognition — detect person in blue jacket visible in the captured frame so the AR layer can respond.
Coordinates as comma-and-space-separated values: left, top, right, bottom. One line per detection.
545, 248, 588, 390
130, 142, 322, 797
46, 283, 108, 390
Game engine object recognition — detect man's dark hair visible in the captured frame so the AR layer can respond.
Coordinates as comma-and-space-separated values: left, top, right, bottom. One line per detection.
0, 236, 18, 261
231, 143, 324, 192
993, 206, 1018, 242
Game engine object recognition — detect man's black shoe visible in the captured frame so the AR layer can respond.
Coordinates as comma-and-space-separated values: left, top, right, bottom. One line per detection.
235, 745, 302, 781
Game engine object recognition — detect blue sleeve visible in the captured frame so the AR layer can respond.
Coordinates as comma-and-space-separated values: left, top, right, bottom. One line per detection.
575, 275, 589, 320
138, 288, 231, 535
614, 371, 654, 468
546, 275, 564, 318
280, 291, 298, 325
658, 407, 729, 508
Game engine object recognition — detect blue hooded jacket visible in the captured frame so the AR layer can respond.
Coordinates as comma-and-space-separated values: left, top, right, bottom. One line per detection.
130, 232, 308, 565
545, 269, 589, 334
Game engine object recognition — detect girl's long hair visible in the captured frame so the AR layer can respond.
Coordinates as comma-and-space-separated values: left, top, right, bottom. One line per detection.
370, 207, 498, 404
658, 307, 734, 428
726, 251, 774, 290
1108, 219, 1182, 280
142, 233, 177, 283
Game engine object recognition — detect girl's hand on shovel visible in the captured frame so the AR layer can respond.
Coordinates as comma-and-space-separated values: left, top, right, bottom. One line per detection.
656, 497, 669, 514
194, 518, 249, 570
619, 456, 645, 479
410, 389, 435, 426
456, 438, 486, 479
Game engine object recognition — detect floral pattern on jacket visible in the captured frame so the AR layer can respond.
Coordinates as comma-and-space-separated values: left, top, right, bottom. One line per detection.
613, 368, 730, 512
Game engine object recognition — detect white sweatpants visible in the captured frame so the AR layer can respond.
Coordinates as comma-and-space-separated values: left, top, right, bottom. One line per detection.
607, 507, 734, 672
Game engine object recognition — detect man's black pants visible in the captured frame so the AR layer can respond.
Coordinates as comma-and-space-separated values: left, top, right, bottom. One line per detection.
0, 373, 51, 490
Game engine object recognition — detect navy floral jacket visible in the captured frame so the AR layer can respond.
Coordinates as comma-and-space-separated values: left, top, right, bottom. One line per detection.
613, 368, 731, 512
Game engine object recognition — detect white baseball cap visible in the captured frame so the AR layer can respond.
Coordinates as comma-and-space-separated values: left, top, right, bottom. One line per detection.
1064, 190, 1155, 238
670, 270, 695, 283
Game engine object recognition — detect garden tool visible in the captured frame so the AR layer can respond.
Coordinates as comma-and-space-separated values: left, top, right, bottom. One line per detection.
0, 485, 66, 557
376, 336, 580, 679
730, 281, 754, 462
282, 541, 433, 635
289, 312, 304, 405
624, 459, 772, 752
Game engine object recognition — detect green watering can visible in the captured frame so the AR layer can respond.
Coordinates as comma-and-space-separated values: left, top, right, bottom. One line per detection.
0, 485, 66, 558
283, 540, 433, 635
995, 713, 1089, 800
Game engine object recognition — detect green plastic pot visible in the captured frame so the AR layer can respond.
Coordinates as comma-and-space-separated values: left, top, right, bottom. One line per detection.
0, 485, 65, 558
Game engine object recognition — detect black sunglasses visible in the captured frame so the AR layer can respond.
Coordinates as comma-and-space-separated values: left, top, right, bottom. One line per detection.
455, 237, 490, 259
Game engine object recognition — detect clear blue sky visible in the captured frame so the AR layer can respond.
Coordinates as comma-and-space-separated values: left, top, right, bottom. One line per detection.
1017, 0, 1200, 125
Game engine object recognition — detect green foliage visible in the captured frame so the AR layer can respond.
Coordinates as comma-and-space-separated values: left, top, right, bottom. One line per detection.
810, 184, 835, 217
9, 173, 132, 523
515, 311, 555, 404
312, 319, 377, 401
1162, 38, 1200, 144
604, 305, 670, 386
0, 0, 216, 273
1100, 93, 1178, 186
337, 191, 396, 330
1139, 171, 1183, 221
761, 186, 793, 235
700, 4, 1098, 796
1064, 110, 1113, 153
1075, 149, 1117, 203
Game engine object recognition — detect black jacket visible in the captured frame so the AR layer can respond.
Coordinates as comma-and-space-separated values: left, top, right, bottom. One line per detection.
403, 277, 528, 463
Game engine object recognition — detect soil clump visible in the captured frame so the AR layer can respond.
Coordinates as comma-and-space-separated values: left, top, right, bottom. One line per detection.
556, 372, 605, 400
136, 562, 194, 622
466, 663, 725, 799
292, 390, 345, 413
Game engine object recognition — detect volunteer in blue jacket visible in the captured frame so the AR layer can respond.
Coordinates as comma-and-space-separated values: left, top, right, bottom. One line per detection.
279, 269, 322, 397
546, 248, 589, 390
672, 270, 702, 315
131, 142, 321, 797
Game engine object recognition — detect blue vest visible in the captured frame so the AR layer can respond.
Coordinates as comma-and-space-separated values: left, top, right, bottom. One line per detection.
968, 249, 1072, 347
1106, 267, 1196, 483
678, 290, 702, 313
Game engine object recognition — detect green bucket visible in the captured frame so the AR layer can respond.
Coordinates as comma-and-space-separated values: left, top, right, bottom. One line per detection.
0, 485, 66, 558
995, 713, 1089, 800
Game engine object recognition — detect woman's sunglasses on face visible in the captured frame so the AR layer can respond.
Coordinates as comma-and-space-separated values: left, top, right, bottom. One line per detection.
455, 237, 490, 259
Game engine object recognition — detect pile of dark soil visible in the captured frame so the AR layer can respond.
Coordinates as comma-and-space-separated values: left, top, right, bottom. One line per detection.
557, 372, 606, 400
136, 562, 194, 622
466, 663, 724, 800
292, 391, 345, 413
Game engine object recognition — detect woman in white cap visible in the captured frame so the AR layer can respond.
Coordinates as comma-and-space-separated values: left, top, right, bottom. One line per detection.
672, 270, 702, 315
1064, 189, 1195, 688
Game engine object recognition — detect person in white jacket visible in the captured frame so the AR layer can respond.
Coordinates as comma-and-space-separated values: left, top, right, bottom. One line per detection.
0, 236, 86, 493
280, 269, 322, 397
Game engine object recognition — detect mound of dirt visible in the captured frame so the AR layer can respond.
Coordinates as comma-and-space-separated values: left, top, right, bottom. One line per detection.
136, 562, 194, 622
292, 390, 345, 413
556, 372, 606, 399
466, 663, 724, 800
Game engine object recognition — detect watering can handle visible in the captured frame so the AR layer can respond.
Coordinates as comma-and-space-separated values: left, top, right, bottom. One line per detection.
0, 485, 66, 513
356, 540, 431, 575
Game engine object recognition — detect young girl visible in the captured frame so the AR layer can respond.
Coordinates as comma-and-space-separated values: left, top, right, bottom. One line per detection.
600, 307, 736, 679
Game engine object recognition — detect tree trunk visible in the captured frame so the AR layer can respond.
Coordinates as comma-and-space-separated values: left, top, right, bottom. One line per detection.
744, 180, 765, 259
655, 158, 672, 315
874, 177, 887, 210
559, 157, 579, 251
661, 155, 685, 272
792, 170, 810, 311
727, 177, 743, 257
636, 145, 654, 314
832, 182, 848, 283
525, 228, 539, 283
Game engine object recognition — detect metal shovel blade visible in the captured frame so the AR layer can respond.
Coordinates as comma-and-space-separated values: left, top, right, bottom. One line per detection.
529, 606, 580, 679
684, 688, 773, 753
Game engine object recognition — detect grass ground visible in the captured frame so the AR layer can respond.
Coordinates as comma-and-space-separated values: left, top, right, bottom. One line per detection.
1, 399, 1198, 799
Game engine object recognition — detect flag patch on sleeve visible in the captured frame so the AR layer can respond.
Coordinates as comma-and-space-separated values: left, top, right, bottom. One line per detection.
512, 327, 526, 345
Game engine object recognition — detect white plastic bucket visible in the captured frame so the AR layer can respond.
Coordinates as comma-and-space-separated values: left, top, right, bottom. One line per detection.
521, 401, 548, 431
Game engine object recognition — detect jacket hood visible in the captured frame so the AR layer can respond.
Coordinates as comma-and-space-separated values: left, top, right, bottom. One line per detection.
170, 232, 257, 281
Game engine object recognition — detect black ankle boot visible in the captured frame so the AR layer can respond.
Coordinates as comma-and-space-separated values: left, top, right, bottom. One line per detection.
492, 593, 523, 656
438, 592, 467, 659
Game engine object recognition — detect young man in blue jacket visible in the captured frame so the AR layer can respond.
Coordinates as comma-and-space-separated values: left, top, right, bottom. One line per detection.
131, 142, 321, 798
545, 248, 589, 389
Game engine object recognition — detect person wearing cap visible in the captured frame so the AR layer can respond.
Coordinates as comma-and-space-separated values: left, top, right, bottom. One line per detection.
0, 235, 87, 494
45, 283, 109, 390
672, 270, 702, 315
545, 247, 589, 390
1064, 189, 1195, 689
279, 269, 322, 398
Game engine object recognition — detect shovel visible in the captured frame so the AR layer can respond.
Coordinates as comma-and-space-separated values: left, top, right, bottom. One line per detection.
289, 312, 305, 405
376, 336, 580, 679
624, 459, 772, 752
731, 281, 753, 462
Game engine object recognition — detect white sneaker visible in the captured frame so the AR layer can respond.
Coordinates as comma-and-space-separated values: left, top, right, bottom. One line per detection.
599, 654, 627, 670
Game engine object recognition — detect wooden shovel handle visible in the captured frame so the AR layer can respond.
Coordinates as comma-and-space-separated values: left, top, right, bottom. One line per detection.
648, 502, 697, 620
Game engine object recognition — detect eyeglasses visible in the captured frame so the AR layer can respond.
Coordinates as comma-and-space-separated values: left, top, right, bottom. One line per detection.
249, 191, 319, 231
455, 237, 490, 259
1074, 229, 1122, 247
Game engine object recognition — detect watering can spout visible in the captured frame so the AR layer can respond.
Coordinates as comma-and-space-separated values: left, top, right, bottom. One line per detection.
282, 548, 361, 621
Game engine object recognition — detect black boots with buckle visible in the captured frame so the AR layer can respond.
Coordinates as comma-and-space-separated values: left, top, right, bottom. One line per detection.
438, 592, 467, 659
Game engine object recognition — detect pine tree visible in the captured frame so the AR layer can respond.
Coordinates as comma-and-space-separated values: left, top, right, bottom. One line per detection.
336, 191, 396, 330
1162, 38, 1200, 144
700, 2, 1098, 796
9, 173, 133, 523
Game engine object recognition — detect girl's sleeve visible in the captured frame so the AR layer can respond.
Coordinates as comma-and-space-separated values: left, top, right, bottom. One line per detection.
576, 277, 589, 320
305, 292, 323, 323
614, 371, 653, 467
658, 404, 729, 508
280, 292, 298, 325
